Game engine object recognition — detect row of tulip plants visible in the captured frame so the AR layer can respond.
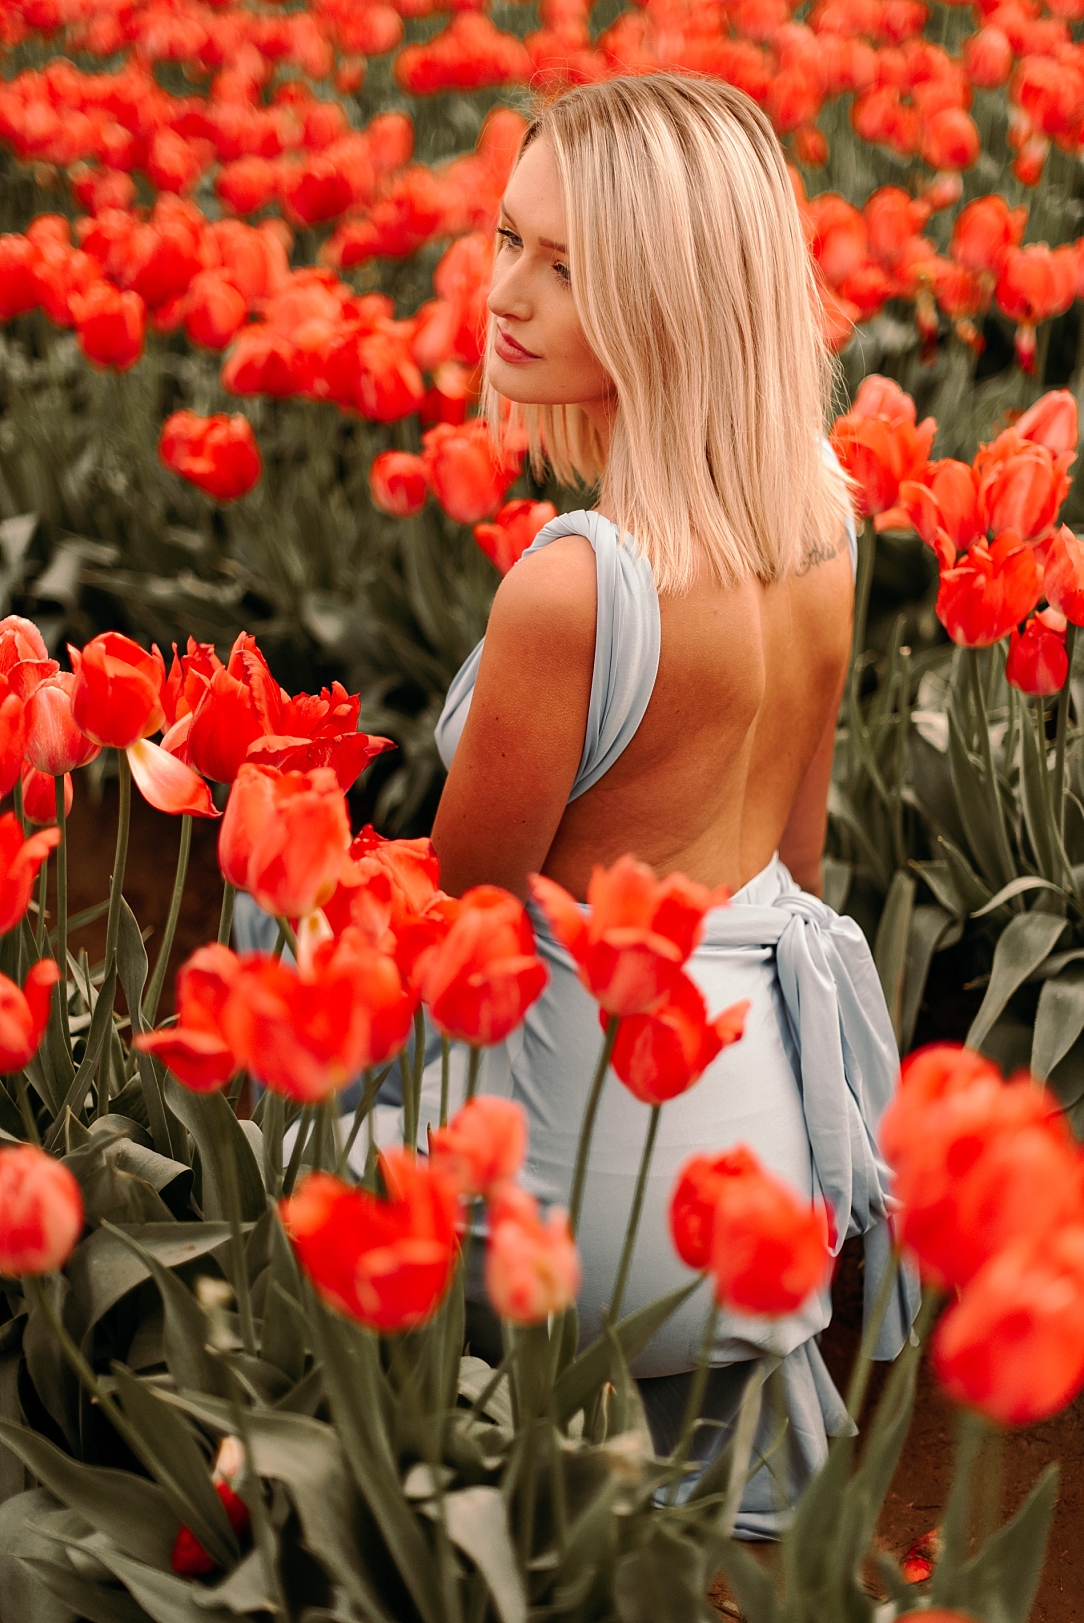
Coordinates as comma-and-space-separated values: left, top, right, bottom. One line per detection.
4, 0, 1084, 830
0, 607, 1075, 1622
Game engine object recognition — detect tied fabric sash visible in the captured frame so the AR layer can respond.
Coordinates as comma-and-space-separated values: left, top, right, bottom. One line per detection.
694, 857, 920, 1359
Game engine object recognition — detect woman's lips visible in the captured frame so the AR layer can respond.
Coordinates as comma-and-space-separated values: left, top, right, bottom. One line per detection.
494, 327, 540, 363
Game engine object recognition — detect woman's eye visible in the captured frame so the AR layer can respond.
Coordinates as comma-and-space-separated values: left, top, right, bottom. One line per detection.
497, 227, 521, 249
553, 261, 571, 285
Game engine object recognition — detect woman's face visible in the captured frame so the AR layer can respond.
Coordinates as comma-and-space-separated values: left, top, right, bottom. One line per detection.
486, 136, 614, 413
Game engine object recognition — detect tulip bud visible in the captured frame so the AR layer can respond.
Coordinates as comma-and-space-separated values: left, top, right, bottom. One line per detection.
485, 1185, 580, 1324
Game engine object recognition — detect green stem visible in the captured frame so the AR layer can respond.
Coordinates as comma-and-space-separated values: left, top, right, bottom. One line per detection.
53, 777, 69, 1051
261, 1089, 284, 1198
439, 1036, 451, 1127
142, 814, 191, 1027
274, 918, 299, 960
400, 1047, 416, 1153
464, 1044, 481, 1103
568, 1016, 619, 1238
33, 857, 48, 957
411, 1006, 426, 1137
217, 880, 235, 948
283, 1104, 313, 1196
851, 518, 875, 667
338, 1066, 384, 1175
608, 1105, 660, 1324
967, 648, 1015, 885
12, 777, 27, 837
666, 1298, 718, 1504
845, 1247, 902, 1423
102, 750, 131, 972
220, 1129, 257, 1357
1053, 623, 1076, 839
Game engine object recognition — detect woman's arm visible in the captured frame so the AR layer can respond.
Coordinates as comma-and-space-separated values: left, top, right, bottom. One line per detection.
430, 535, 597, 898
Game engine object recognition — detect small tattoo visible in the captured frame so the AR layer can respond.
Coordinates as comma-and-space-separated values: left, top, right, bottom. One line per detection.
796, 530, 846, 575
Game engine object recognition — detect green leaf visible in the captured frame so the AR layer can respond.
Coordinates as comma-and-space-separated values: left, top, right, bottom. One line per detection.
164, 1081, 265, 1224
110, 1368, 239, 1572
947, 706, 1010, 890
101, 1223, 227, 1398
423, 1487, 526, 1623
193, 1550, 278, 1616
118, 900, 182, 1163
956, 1463, 1059, 1623
43, 964, 117, 1152
0, 1421, 177, 1567
260, 1217, 305, 1383
910, 858, 963, 917
69, 1543, 238, 1623
158, 1393, 397, 1623
873, 870, 915, 1047
937, 837, 995, 918
966, 911, 1069, 1052
305, 1296, 444, 1623
614, 1528, 714, 1623
19, 1556, 152, 1623
553, 1278, 703, 1426
458, 1356, 514, 1429
65, 1222, 232, 1354
827, 784, 889, 890
708, 1540, 781, 1623
1032, 965, 1084, 1080
899, 905, 957, 1055
1019, 703, 1063, 885
971, 875, 1066, 917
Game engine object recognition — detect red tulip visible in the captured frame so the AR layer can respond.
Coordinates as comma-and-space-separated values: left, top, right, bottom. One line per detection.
933, 1228, 1084, 1425
369, 451, 428, 517
920, 108, 980, 172
185, 633, 282, 785
181, 271, 247, 352
70, 632, 166, 749
226, 930, 414, 1099
280, 1155, 460, 1332
1006, 608, 1068, 696
158, 411, 262, 503
24, 672, 101, 776
711, 1147, 831, 1314
171, 1480, 251, 1577
70, 281, 145, 371
830, 376, 937, 517
20, 764, 72, 827
0, 814, 61, 936
242, 681, 394, 793
418, 885, 546, 1045
1042, 524, 1084, 626
161, 639, 223, 730
0, 235, 40, 322
936, 532, 1041, 648
429, 1096, 526, 1199
608, 976, 748, 1105
484, 1183, 580, 1324
963, 26, 1013, 89
0, 685, 27, 801
531, 856, 728, 1017
0, 1142, 83, 1276
1016, 389, 1079, 455
421, 421, 519, 525
135, 944, 241, 1095
0, 960, 60, 1072
474, 500, 557, 576
219, 763, 351, 919
978, 441, 1072, 541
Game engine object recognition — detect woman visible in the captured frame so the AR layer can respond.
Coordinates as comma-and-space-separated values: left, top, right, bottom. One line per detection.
430, 73, 917, 1533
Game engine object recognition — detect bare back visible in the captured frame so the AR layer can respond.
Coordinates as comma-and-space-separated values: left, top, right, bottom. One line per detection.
431, 525, 853, 902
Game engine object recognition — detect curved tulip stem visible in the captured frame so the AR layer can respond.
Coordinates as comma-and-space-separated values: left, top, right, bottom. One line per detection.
568, 1015, 619, 1239
283, 1104, 313, 1197
273, 918, 298, 960
53, 777, 69, 1051
217, 880, 235, 948
143, 813, 191, 1028
338, 1064, 393, 1176
400, 1047, 416, 1154
220, 1123, 257, 1357
967, 649, 1014, 886
439, 1037, 451, 1127
12, 777, 27, 838
666, 1297, 718, 1505
411, 1006, 426, 1137
608, 1105, 660, 1325
33, 858, 49, 956
1053, 623, 1076, 839
465, 1044, 481, 1103
102, 749, 132, 973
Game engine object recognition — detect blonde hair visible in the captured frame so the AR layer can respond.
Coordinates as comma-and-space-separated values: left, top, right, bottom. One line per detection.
484, 73, 851, 594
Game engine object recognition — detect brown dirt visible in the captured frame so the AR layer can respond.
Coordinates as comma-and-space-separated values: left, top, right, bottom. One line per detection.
45, 782, 1084, 1620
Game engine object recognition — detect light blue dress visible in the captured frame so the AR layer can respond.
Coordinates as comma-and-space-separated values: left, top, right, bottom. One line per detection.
432, 500, 920, 1535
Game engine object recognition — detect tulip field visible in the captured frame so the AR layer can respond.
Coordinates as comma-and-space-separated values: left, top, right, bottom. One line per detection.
5, 0, 1084, 1614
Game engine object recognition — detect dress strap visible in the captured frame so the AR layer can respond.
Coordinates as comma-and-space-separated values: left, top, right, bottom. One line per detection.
434, 509, 661, 802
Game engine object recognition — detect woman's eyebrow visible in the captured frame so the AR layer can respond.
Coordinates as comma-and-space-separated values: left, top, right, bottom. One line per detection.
498, 204, 566, 254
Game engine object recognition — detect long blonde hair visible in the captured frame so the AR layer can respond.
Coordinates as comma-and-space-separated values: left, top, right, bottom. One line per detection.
484, 73, 850, 594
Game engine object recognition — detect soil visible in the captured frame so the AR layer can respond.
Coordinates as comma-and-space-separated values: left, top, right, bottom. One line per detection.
52, 780, 1084, 1623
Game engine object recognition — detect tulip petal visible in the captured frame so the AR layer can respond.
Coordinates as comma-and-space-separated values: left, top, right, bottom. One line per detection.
127, 739, 219, 819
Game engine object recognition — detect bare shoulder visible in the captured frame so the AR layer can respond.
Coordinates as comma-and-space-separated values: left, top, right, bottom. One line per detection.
486, 533, 597, 657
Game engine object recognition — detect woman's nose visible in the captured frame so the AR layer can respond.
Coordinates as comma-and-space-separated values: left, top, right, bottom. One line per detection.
487, 260, 531, 322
